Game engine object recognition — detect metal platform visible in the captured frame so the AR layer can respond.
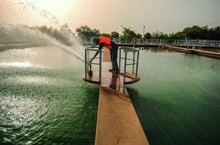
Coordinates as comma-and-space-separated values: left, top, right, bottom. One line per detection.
83, 71, 140, 85
83, 46, 140, 85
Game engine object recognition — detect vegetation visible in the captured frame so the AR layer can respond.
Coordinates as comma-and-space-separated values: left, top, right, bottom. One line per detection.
2, 23, 219, 47
33, 24, 220, 45
76, 25, 100, 42
75, 25, 121, 42
168, 25, 220, 40
75, 25, 220, 41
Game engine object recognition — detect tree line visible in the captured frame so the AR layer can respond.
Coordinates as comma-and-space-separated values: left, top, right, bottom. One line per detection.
76, 25, 220, 42
26, 24, 220, 46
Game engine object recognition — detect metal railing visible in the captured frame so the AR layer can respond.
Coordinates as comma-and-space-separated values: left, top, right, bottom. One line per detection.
84, 47, 102, 83
114, 38, 220, 47
84, 46, 140, 85
119, 47, 140, 84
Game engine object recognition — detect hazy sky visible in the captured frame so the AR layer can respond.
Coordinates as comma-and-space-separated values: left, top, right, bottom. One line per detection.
0, 0, 220, 34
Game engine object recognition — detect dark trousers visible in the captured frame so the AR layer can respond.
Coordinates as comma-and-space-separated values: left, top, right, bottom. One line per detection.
110, 41, 119, 72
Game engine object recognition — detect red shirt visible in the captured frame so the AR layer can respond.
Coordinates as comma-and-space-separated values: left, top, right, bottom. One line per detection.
98, 36, 112, 49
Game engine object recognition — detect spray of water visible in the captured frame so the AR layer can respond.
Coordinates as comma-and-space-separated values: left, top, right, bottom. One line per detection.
56, 24, 85, 61
0, 0, 85, 62
16, 0, 60, 25
0, 22, 53, 45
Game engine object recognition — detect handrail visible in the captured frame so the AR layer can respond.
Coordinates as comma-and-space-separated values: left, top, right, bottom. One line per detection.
84, 47, 102, 83
84, 46, 140, 85
119, 47, 140, 84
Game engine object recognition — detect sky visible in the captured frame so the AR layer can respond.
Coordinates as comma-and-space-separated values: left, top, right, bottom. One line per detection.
0, 0, 220, 34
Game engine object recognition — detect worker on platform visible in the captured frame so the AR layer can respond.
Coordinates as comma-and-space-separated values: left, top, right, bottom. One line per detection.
89, 36, 120, 74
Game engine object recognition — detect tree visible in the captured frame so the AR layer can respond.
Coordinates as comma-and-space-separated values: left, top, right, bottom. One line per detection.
213, 26, 220, 40
76, 25, 100, 41
136, 33, 142, 39
100, 33, 110, 37
121, 27, 136, 39
144, 33, 151, 39
169, 31, 185, 39
111, 31, 119, 38
183, 25, 201, 39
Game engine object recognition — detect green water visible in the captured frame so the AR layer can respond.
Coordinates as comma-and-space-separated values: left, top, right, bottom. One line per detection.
0, 46, 98, 145
0, 46, 220, 145
128, 48, 220, 145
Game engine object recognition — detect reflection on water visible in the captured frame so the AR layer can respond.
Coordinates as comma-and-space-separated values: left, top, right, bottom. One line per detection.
0, 46, 83, 69
4, 75, 71, 86
0, 62, 39, 68
129, 48, 220, 145
0, 46, 98, 145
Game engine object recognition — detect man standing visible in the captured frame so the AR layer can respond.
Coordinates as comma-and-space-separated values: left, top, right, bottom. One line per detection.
89, 36, 119, 74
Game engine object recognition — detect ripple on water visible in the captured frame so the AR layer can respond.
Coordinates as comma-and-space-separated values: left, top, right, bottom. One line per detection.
0, 95, 49, 144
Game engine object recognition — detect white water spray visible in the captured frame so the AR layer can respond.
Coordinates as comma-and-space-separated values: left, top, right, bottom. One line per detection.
0, 0, 85, 62
0, 22, 85, 61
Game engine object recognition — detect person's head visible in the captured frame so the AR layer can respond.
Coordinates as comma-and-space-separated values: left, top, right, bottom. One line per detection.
92, 37, 99, 44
